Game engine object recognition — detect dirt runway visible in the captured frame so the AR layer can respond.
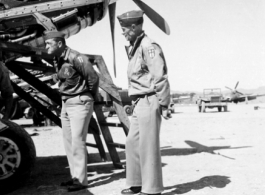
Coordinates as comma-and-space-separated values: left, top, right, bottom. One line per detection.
7, 103, 265, 195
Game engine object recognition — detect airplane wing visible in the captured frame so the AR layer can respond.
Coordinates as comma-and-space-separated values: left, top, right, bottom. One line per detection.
257, 94, 265, 97
236, 95, 251, 102
231, 94, 265, 103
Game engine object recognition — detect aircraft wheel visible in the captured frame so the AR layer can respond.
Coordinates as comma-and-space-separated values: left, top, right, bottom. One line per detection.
0, 119, 36, 194
124, 105, 133, 115
108, 112, 113, 117
198, 106, 201, 112
218, 107, 222, 112
0, 100, 22, 120
223, 106, 228, 112
44, 110, 58, 126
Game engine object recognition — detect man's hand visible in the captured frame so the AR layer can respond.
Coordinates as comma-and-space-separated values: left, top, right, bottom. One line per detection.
161, 106, 172, 120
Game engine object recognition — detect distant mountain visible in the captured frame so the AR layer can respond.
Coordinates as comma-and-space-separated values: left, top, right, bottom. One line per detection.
172, 86, 265, 95
171, 86, 265, 104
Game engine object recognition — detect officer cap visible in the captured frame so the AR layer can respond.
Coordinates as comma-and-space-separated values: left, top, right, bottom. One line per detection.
44, 31, 65, 40
117, 10, 144, 27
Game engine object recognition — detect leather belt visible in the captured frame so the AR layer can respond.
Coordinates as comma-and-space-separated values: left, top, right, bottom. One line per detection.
130, 92, 156, 101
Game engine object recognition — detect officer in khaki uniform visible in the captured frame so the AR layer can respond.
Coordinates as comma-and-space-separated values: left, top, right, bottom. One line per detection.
117, 10, 171, 195
44, 31, 99, 192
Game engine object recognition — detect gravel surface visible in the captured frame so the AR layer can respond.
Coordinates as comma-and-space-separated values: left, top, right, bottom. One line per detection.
6, 103, 265, 195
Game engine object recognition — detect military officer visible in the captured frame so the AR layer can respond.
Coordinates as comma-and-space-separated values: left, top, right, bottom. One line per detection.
44, 31, 99, 192
117, 10, 171, 195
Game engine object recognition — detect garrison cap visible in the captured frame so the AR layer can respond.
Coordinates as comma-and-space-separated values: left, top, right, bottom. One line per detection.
44, 31, 65, 40
117, 10, 144, 27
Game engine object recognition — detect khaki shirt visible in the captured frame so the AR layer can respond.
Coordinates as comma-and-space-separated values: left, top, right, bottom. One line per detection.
127, 33, 171, 107
56, 47, 99, 99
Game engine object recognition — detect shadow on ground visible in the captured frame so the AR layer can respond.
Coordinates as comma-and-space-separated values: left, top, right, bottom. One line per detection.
161, 140, 251, 160
200, 110, 231, 113
163, 175, 231, 194
5, 153, 125, 195
5, 140, 247, 195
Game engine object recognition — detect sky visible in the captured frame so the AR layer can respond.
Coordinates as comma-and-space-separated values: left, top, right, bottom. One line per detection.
66, 0, 265, 92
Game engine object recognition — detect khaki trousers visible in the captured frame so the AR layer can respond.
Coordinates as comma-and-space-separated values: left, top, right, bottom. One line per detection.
61, 93, 94, 185
126, 94, 163, 194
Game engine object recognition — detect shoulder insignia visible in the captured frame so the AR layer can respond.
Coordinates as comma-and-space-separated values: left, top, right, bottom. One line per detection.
64, 67, 70, 76
148, 48, 155, 59
77, 56, 83, 64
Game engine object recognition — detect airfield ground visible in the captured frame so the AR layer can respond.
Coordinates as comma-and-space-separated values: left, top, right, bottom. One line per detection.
7, 103, 265, 195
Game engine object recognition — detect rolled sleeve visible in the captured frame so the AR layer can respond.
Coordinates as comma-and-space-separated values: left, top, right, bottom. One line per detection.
73, 55, 99, 95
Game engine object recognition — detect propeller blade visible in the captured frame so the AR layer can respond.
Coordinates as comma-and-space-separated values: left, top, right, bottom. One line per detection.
225, 86, 233, 91
109, 2, 116, 77
133, 0, 170, 35
236, 90, 244, 95
235, 81, 239, 89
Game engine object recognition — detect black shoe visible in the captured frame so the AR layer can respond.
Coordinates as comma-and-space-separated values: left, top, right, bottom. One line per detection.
60, 178, 74, 186
67, 179, 87, 192
121, 187, 142, 195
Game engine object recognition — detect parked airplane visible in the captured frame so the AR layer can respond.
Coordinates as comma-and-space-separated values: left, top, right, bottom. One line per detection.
224, 82, 265, 103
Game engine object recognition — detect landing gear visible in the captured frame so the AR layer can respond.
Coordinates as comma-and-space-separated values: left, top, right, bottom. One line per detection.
124, 105, 133, 116
0, 119, 36, 194
201, 102, 206, 113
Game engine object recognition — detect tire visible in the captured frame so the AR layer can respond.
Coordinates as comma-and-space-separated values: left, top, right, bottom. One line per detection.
0, 100, 22, 120
223, 106, 228, 112
32, 109, 45, 126
24, 107, 34, 119
198, 106, 201, 112
124, 105, 133, 115
218, 107, 222, 112
201, 102, 206, 113
0, 119, 36, 194
169, 104, 175, 113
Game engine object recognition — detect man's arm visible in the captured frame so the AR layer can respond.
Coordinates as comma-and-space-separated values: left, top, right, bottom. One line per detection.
144, 43, 171, 119
144, 44, 171, 105
73, 55, 99, 97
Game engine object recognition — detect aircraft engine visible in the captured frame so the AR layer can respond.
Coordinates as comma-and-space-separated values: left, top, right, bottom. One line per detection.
0, 0, 109, 62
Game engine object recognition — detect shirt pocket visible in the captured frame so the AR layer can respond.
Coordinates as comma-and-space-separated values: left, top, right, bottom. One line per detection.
58, 64, 79, 87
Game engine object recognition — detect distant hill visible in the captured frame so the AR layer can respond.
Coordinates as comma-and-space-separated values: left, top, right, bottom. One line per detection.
171, 86, 265, 104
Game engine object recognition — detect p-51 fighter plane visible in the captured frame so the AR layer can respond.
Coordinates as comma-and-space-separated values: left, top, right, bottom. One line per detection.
224, 82, 265, 103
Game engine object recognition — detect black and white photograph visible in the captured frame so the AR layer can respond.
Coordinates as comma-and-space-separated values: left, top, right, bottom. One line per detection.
0, 0, 264, 195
